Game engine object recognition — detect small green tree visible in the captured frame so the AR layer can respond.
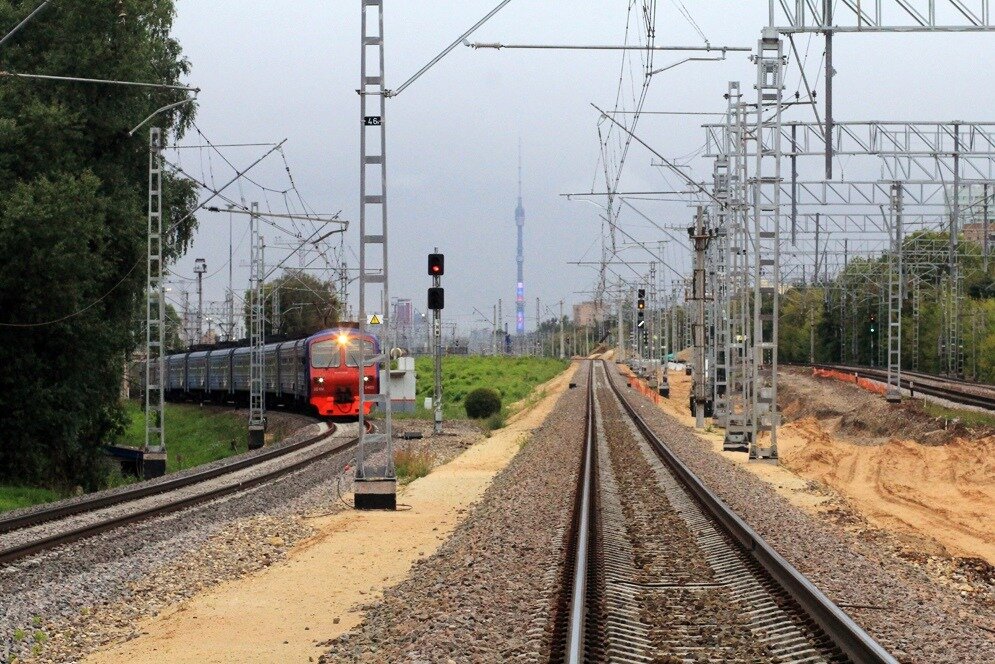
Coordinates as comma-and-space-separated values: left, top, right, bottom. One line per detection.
244, 269, 340, 338
464, 387, 501, 419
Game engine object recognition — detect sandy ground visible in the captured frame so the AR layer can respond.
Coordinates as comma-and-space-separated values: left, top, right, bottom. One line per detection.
622, 364, 995, 565
86, 363, 579, 664
778, 417, 995, 563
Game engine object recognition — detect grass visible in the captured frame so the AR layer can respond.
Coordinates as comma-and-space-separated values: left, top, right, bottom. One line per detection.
0, 485, 61, 513
393, 444, 434, 484
407, 355, 569, 421
118, 401, 248, 473
922, 401, 995, 430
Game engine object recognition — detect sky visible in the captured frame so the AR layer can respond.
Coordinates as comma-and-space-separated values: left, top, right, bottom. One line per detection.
166, 1, 995, 335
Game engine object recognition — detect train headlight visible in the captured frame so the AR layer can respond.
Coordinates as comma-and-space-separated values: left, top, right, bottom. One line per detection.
316, 377, 325, 384
337, 333, 349, 345
363, 376, 370, 382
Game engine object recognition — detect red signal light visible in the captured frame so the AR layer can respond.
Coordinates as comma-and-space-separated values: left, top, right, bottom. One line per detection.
428, 253, 445, 276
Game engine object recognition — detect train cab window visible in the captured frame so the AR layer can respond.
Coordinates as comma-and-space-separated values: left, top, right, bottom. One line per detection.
345, 339, 377, 367
310, 341, 341, 368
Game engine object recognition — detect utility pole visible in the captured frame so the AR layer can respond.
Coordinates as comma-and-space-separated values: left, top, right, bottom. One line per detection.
248, 203, 265, 450
536, 297, 541, 356
144, 127, 166, 478
194, 258, 206, 345
227, 205, 235, 340
689, 207, 712, 429
497, 298, 503, 354
491, 304, 497, 355
559, 300, 565, 359
355, 0, 395, 509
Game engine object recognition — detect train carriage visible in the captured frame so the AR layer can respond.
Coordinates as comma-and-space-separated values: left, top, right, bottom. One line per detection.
160, 326, 380, 418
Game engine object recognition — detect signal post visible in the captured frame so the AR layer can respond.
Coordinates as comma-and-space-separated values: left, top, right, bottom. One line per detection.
428, 252, 445, 434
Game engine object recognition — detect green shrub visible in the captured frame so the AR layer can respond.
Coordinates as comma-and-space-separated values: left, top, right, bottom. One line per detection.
484, 411, 506, 432
394, 445, 434, 484
464, 388, 502, 419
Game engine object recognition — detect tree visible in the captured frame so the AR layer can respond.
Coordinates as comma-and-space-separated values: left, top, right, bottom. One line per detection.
244, 270, 340, 339
0, 1, 197, 490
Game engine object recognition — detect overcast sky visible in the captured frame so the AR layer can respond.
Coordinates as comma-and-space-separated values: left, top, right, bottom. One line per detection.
167, 1, 995, 333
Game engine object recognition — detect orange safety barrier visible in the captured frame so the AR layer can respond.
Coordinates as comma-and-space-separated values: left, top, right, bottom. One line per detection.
621, 367, 661, 405
812, 367, 886, 395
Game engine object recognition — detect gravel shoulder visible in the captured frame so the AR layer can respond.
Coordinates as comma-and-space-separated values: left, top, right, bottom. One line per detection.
611, 363, 995, 664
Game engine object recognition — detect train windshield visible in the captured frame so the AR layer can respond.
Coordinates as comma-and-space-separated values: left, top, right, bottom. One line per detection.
310, 340, 341, 368
345, 339, 377, 367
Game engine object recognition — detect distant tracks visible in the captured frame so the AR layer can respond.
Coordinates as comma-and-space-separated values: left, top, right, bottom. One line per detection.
553, 360, 896, 663
810, 363, 995, 411
0, 423, 361, 565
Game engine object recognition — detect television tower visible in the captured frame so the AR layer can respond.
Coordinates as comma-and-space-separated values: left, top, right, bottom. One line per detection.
515, 142, 525, 340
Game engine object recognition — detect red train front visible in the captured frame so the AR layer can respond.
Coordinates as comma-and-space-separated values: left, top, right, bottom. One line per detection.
307, 327, 381, 417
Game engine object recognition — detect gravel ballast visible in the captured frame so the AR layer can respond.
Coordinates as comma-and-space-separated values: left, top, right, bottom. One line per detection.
320, 364, 589, 663
610, 363, 995, 663
1, 416, 488, 664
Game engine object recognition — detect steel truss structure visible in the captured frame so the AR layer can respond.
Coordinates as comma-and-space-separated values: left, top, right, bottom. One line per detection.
145, 128, 166, 460
355, 0, 396, 508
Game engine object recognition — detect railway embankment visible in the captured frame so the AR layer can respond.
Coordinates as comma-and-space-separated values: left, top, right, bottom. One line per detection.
77, 362, 579, 664
618, 364, 995, 663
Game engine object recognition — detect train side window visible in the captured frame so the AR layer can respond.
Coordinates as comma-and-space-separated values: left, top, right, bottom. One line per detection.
310, 341, 341, 368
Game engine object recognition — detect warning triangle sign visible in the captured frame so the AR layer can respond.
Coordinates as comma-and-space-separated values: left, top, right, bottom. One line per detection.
367, 314, 383, 325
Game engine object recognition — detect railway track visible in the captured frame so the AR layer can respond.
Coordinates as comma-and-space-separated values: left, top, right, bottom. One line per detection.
0, 422, 362, 566
811, 363, 995, 411
554, 360, 896, 663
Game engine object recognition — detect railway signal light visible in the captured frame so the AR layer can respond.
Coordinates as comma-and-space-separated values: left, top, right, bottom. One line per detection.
428, 253, 445, 276
868, 313, 877, 334
428, 287, 444, 310
638, 288, 645, 298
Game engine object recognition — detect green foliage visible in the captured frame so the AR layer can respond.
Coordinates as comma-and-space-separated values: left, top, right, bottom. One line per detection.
393, 445, 433, 484
0, 1, 197, 491
464, 387, 501, 419
922, 400, 995, 430
483, 410, 507, 432
12, 628, 25, 642
117, 401, 246, 472
0, 484, 61, 513
778, 229, 995, 382
408, 355, 568, 420
244, 269, 340, 338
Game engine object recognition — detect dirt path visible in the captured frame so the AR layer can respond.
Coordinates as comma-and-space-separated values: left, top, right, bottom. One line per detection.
85, 363, 578, 664
625, 365, 995, 565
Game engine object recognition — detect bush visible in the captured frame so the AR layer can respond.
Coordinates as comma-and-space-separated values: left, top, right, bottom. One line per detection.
464, 387, 502, 419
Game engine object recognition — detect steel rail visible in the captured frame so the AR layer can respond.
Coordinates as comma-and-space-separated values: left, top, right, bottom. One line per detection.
0, 422, 335, 535
603, 359, 897, 664
810, 363, 995, 410
563, 362, 595, 663
0, 430, 361, 565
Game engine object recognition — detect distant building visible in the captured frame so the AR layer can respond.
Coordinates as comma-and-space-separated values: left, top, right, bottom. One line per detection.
963, 222, 995, 247
573, 301, 605, 327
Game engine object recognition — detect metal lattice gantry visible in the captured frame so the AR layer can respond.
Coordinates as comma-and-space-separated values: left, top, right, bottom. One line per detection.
748, 30, 786, 461
355, 0, 396, 510
772, 0, 995, 32
144, 127, 167, 477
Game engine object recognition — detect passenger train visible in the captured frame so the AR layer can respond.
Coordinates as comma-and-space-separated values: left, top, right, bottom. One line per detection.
164, 326, 380, 418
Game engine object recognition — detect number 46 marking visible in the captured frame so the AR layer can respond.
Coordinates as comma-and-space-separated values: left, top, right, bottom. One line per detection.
364, 116, 382, 126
